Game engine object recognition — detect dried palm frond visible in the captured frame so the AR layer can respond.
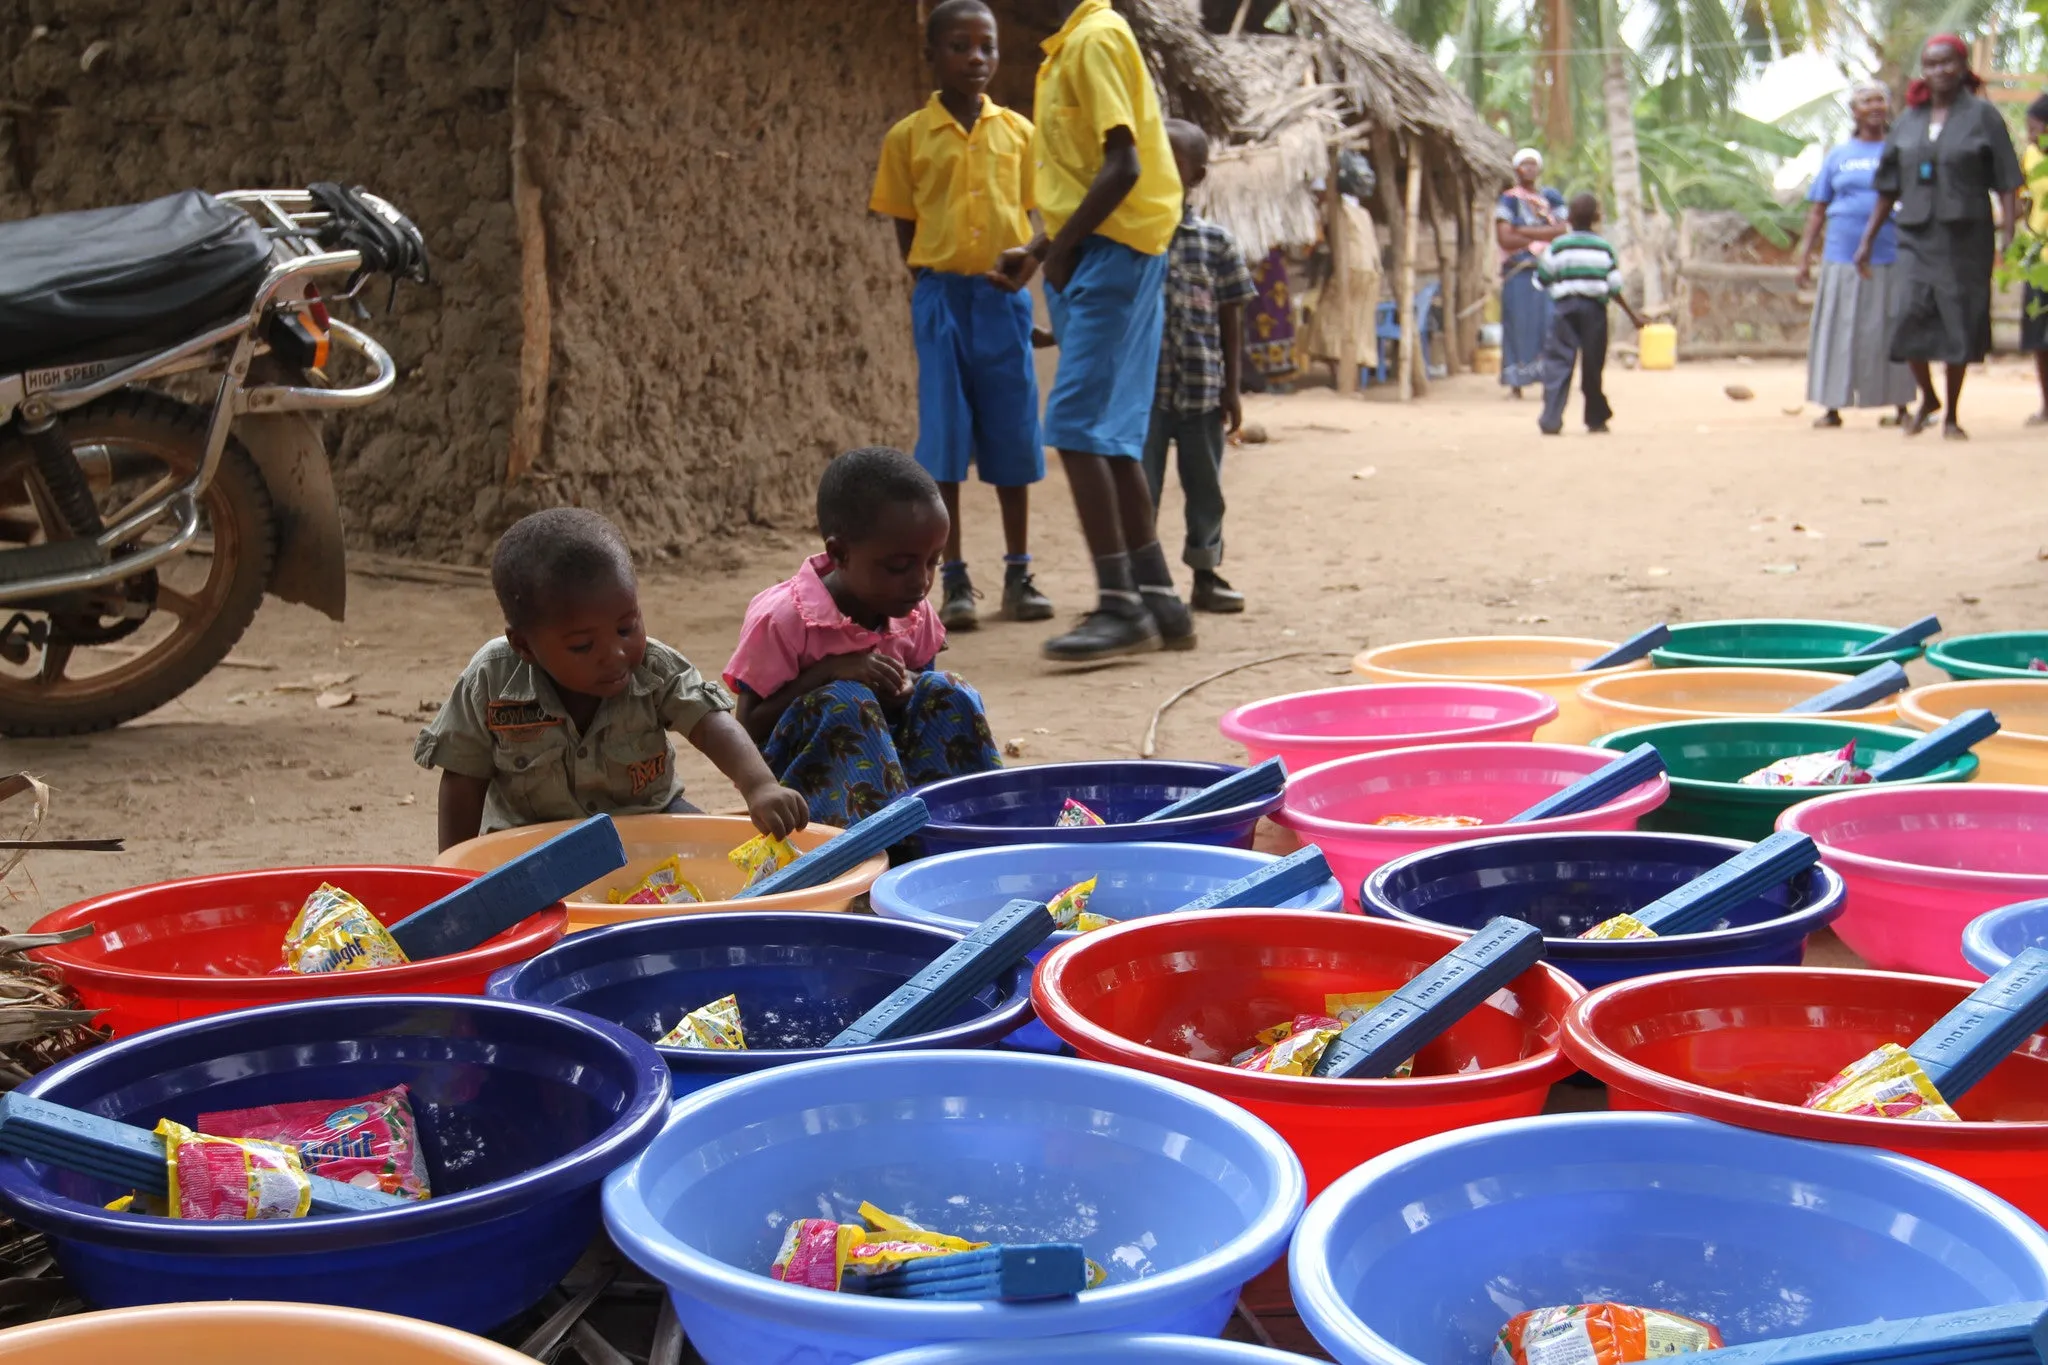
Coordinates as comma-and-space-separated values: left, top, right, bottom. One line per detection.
1199, 116, 1332, 256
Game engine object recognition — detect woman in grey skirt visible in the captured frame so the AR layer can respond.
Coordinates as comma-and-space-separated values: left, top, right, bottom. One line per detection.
1795, 81, 1914, 427
1854, 34, 2022, 439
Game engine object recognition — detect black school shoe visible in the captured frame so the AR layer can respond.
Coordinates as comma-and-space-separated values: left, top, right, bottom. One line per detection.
1141, 585, 1198, 649
1192, 570, 1245, 614
940, 567, 979, 631
1042, 600, 1161, 663
1002, 563, 1055, 621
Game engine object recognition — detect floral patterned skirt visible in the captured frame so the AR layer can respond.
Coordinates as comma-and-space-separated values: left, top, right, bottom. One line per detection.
762, 672, 1001, 826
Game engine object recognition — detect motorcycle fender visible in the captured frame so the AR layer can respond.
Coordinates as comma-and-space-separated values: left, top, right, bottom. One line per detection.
235, 412, 347, 622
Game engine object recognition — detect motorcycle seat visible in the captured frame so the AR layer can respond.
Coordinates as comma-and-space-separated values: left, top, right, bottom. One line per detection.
0, 190, 273, 378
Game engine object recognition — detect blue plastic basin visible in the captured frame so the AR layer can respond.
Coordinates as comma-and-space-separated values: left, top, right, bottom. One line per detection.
603, 1050, 1306, 1365
0, 995, 669, 1330
1362, 830, 1847, 989
914, 761, 1282, 857
485, 912, 1033, 1096
871, 842, 1345, 1051
869, 1337, 1321, 1363
1291, 1112, 2048, 1365
1963, 897, 2048, 977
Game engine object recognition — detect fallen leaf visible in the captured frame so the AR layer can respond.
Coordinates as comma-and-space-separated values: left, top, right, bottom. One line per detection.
1961, 593, 1982, 604
225, 691, 260, 705
1003, 737, 1028, 758
1724, 384, 1755, 401
398, 794, 416, 807
312, 671, 355, 690
1032, 727, 1049, 735
1781, 405, 1803, 416
347, 804, 363, 813
1861, 539, 1889, 548
316, 689, 356, 709
1516, 614, 1552, 624
1646, 567, 1671, 577
1352, 465, 1378, 480
1762, 563, 1799, 575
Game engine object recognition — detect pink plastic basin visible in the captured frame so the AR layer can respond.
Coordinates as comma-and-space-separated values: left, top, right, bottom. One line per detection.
1564, 966, 2048, 1225
1218, 683, 1558, 774
1777, 784, 2048, 977
1032, 910, 1583, 1198
1274, 743, 1670, 910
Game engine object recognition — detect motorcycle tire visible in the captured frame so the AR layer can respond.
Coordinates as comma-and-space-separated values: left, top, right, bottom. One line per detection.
0, 390, 276, 737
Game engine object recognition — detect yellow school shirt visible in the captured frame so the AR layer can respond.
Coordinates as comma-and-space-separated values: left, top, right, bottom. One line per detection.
1032, 0, 1182, 257
871, 94, 1036, 278
2026, 144, 2048, 234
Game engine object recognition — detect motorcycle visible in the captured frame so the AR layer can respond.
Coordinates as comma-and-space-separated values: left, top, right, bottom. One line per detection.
0, 184, 426, 736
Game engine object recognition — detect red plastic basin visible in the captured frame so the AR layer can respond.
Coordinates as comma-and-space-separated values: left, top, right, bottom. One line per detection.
1563, 966, 2048, 1224
29, 867, 567, 1037
1032, 909, 1584, 1198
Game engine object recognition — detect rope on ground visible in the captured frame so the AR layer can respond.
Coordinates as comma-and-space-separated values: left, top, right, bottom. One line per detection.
1140, 651, 1352, 758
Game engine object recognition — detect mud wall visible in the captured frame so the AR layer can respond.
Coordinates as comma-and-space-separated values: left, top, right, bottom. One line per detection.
0, 0, 929, 563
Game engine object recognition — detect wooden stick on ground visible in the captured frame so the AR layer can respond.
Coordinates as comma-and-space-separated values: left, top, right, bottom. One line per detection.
1140, 652, 1353, 758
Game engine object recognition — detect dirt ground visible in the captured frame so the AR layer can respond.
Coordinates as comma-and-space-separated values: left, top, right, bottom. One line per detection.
11, 355, 2048, 922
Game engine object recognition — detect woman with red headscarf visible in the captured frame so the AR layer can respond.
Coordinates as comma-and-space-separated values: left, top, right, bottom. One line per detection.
1853, 34, 2022, 438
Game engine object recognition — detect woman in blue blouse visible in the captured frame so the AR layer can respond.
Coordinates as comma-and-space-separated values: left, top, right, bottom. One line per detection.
1495, 148, 1568, 396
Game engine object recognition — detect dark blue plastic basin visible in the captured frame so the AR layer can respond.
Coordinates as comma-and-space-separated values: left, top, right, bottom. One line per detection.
914, 761, 1281, 857
0, 995, 669, 1330
1362, 830, 1847, 989
485, 912, 1033, 1096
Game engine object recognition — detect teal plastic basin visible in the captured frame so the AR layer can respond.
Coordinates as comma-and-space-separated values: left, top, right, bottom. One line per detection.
1592, 718, 1978, 841
1652, 619, 1923, 673
1928, 632, 2048, 682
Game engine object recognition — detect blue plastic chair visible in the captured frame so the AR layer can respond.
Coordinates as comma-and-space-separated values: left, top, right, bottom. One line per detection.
1367, 279, 1441, 385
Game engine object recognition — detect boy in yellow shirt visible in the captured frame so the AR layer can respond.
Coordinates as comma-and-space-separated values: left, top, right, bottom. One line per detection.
993, 0, 1191, 663
871, 0, 1054, 631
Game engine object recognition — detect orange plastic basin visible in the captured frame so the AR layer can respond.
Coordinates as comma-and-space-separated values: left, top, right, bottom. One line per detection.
0, 1301, 533, 1363
436, 813, 885, 932
1902, 679, 2048, 785
1578, 666, 1899, 737
1352, 636, 1650, 744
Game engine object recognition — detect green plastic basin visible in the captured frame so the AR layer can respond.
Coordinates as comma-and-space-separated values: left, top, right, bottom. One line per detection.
1592, 718, 1978, 841
1651, 619, 1923, 673
1927, 631, 2048, 682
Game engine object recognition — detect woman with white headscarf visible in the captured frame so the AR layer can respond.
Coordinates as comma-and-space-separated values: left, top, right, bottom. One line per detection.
1495, 148, 1568, 396
1793, 80, 1915, 427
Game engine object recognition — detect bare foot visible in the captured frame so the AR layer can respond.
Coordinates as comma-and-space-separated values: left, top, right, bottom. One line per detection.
1904, 400, 1942, 435
1943, 420, 1969, 441
1813, 410, 1843, 429
2027, 410, 2048, 427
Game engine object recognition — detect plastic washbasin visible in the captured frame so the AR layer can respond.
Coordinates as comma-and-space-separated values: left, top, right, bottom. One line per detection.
1273, 743, 1669, 910
869, 1337, 1322, 1364
1929, 630, 2048, 681
1563, 966, 2048, 1224
1031, 910, 1583, 1198
26, 867, 565, 1038
914, 761, 1283, 857
1778, 783, 2048, 976
1351, 635, 1649, 744
0, 995, 669, 1330
1577, 666, 1900, 738
1652, 618, 1924, 673
1218, 683, 1557, 772
1362, 831, 1847, 990
1901, 680, 2048, 785
0, 1302, 536, 1363
485, 911, 1031, 1096
873, 841, 1344, 1051
435, 814, 885, 933
1591, 718, 1978, 842
1289, 1112, 2048, 1365
1964, 898, 2048, 977
602, 1050, 1305, 1365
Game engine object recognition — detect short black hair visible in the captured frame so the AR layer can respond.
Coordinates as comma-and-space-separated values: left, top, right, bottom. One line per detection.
491, 508, 636, 631
817, 446, 942, 544
1165, 118, 1210, 172
1568, 191, 1601, 230
2029, 93, 2048, 124
926, 0, 994, 46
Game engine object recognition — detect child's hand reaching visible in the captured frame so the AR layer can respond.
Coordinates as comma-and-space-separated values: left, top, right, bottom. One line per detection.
744, 779, 811, 840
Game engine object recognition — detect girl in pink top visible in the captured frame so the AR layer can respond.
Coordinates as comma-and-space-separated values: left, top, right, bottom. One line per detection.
726, 446, 1002, 825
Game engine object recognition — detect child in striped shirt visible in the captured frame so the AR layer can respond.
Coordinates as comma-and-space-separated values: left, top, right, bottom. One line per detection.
1535, 192, 1647, 435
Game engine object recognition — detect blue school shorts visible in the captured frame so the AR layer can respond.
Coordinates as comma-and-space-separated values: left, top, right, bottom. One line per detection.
1042, 236, 1168, 459
912, 271, 1044, 486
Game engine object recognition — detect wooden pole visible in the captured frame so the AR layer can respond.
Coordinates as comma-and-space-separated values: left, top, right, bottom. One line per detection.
508, 51, 551, 487
1372, 126, 1404, 391
1329, 143, 1358, 394
1454, 173, 1477, 369
1229, 0, 1256, 36
1428, 168, 1459, 374
1398, 146, 1423, 402
1675, 209, 1694, 354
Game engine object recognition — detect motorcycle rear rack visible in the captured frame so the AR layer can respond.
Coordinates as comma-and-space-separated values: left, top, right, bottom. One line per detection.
0, 189, 399, 608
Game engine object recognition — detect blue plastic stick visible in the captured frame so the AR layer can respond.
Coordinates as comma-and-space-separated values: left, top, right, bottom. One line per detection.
1855, 613, 1943, 657
1685, 1300, 2048, 1362
1312, 917, 1545, 1079
828, 898, 1058, 1046
1173, 846, 1333, 912
1630, 829, 1821, 936
1582, 624, 1672, 671
1507, 743, 1666, 823
1782, 662, 1911, 714
1868, 709, 2001, 783
857, 1243, 1089, 1301
732, 796, 928, 900
388, 814, 625, 960
0, 1092, 406, 1215
1137, 757, 1287, 824
1908, 947, 2048, 1102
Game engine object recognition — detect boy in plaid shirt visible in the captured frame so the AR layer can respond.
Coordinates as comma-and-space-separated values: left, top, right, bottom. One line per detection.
1142, 120, 1257, 613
